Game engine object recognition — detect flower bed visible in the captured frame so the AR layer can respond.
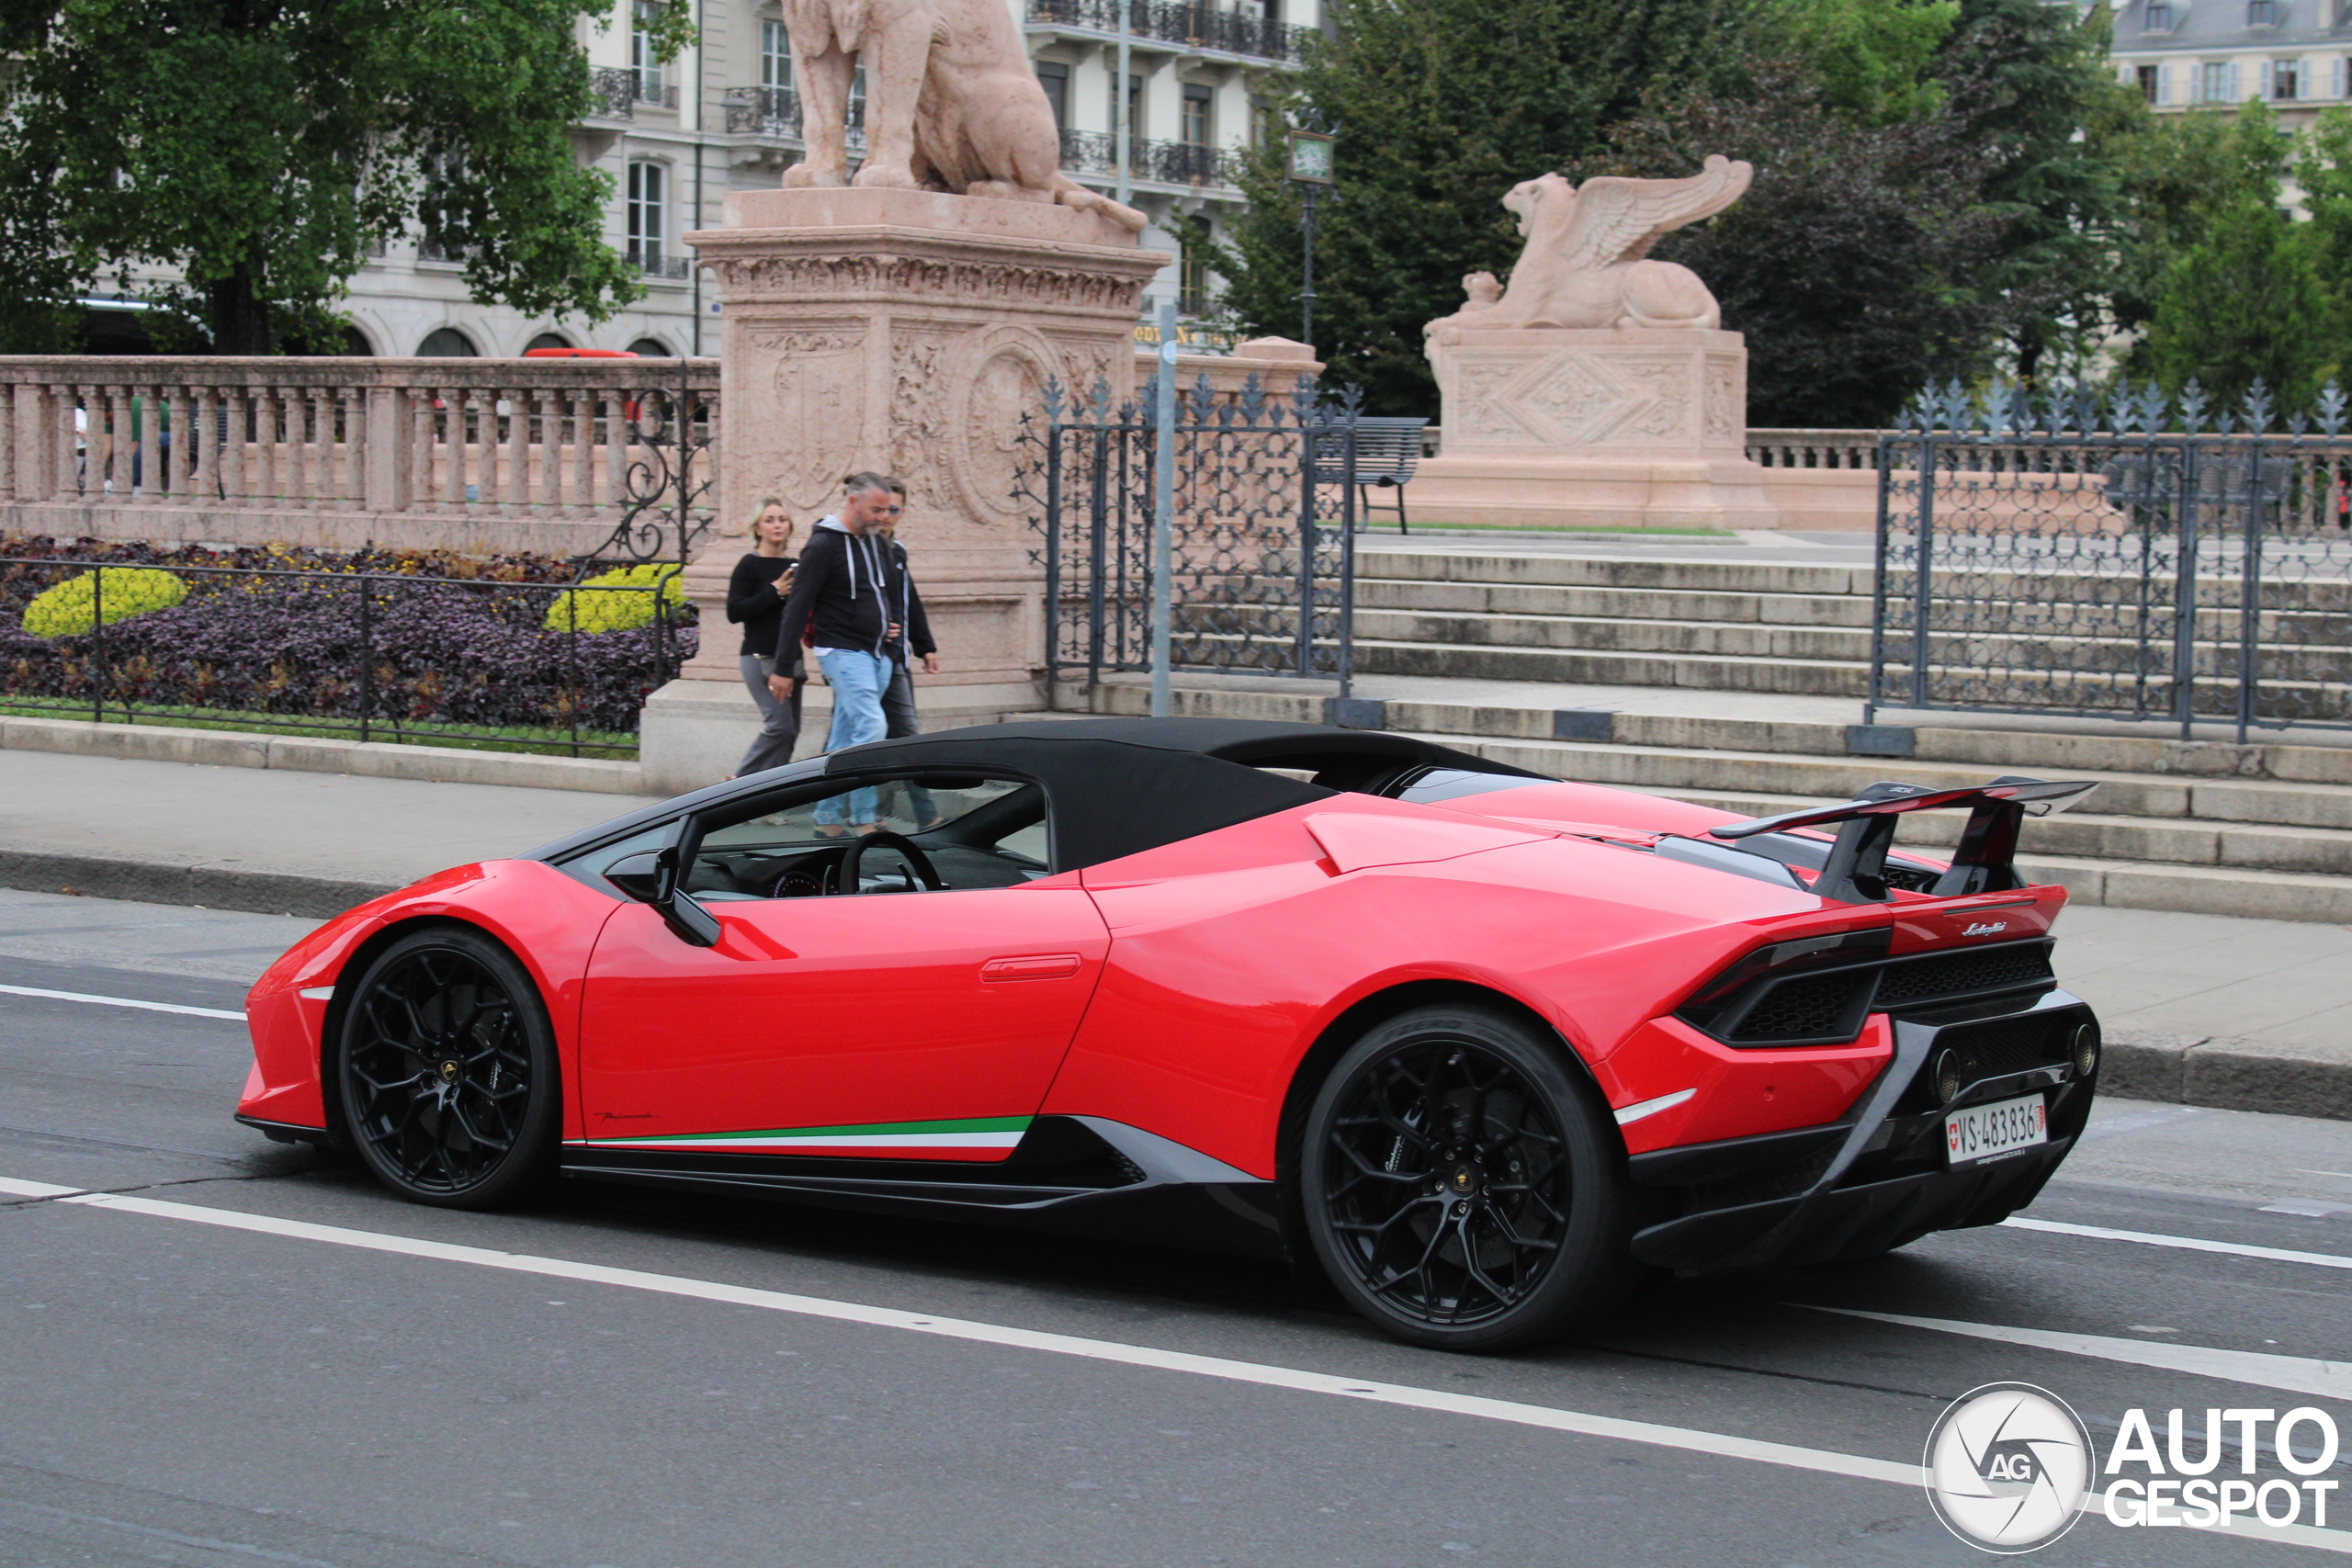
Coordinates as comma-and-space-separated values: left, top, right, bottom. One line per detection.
0, 537, 697, 756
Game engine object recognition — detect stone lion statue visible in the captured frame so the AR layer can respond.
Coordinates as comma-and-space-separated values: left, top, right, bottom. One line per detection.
1426, 155, 1753, 336
779, 0, 1148, 231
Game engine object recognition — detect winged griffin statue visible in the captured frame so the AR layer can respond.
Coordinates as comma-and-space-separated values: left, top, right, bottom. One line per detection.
1426, 155, 1754, 336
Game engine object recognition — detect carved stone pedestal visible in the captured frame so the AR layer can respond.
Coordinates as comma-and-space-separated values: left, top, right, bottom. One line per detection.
637, 187, 1170, 795
1410, 327, 1789, 531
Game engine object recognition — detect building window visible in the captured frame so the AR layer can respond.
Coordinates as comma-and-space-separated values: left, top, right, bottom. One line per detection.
2248, 0, 2282, 24
417, 328, 479, 357
628, 162, 666, 265
761, 18, 790, 90
1182, 83, 1212, 146
2137, 63, 2160, 99
1036, 62, 1069, 129
525, 332, 572, 352
632, 0, 666, 101
2145, 1, 2175, 28
1122, 72, 1144, 143
627, 337, 673, 357
1179, 216, 1213, 315
2276, 58, 2303, 96
2200, 60, 2239, 100
2336, 57, 2348, 97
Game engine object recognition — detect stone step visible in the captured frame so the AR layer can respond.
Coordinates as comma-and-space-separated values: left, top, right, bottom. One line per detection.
1357, 549, 2352, 613
1353, 578, 1876, 628
1351, 637, 1874, 695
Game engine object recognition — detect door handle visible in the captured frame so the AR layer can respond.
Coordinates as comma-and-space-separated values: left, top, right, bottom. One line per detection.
980, 953, 1084, 982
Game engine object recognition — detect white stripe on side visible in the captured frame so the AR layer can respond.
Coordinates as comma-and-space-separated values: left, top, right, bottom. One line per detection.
1611, 1088, 1696, 1127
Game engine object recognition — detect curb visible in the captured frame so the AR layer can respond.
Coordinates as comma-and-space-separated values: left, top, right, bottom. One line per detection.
2102, 1029, 2352, 1123
0, 846, 398, 921
0, 715, 646, 795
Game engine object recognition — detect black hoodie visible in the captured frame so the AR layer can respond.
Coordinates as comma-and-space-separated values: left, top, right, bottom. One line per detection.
771, 518, 936, 662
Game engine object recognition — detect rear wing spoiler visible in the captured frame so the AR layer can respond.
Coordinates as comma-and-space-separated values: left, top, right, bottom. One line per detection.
1707, 777, 2098, 904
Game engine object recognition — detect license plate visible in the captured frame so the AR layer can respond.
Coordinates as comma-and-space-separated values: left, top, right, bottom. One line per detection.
1945, 1093, 2048, 1167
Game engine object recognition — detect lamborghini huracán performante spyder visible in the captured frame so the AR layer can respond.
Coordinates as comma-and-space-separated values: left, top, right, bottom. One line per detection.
237, 719, 2102, 1350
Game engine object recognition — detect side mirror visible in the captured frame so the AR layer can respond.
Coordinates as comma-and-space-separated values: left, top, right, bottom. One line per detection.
646, 816, 722, 947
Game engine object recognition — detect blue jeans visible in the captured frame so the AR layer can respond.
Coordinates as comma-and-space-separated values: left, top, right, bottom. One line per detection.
814, 649, 892, 826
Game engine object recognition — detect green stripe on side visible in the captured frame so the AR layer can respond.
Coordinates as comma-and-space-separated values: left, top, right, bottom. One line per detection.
598, 1115, 1034, 1145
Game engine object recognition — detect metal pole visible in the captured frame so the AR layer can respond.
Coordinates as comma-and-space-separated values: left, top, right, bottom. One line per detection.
1298, 183, 1317, 347
1150, 299, 1177, 717
691, 0, 705, 355
1115, 4, 1132, 209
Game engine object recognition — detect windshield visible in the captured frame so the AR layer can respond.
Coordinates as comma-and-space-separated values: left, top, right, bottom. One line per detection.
1385, 767, 1548, 805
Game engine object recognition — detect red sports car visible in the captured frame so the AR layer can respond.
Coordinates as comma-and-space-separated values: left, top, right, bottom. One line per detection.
236, 718, 2103, 1351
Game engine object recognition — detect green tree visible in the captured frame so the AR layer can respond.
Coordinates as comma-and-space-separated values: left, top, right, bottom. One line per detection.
1778, 0, 1959, 125
2136, 106, 2337, 408
0, 0, 686, 353
1213, 0, 1776, 414
2100, 100, 2294, 375
1930, 0, 2127, 385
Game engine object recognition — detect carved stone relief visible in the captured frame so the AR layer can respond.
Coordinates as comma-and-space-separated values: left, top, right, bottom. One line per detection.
1614, 359, 1694, 443
1454, 361, 1534, 442
947, 325, 1062, 525
1703, 356, 1743, 445
888, 337, 952, 509
766, 329, 868, 511
1521, 355, 1626, 443
702, 254, 1148, 314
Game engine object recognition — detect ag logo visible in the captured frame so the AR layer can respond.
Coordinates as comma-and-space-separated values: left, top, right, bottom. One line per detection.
1924, 1382, 2092, 1553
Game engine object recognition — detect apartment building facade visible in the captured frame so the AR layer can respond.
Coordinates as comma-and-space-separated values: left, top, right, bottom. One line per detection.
335, 0, 1317, 360
2110, 0, 2352, 127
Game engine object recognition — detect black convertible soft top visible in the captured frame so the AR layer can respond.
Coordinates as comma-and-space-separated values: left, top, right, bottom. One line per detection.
528, 717, 1547, 875
823, 718, 1545, 871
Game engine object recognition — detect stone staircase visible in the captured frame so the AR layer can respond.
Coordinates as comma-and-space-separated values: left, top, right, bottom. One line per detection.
1080, 547, 2352, 923
1348, 550, 1877, 695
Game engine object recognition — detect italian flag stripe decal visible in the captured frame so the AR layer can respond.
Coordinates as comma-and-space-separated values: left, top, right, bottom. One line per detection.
577, 1116, 1031, 1157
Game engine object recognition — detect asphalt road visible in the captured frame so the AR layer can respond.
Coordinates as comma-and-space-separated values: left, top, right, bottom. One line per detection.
3, 889, 2350, 1568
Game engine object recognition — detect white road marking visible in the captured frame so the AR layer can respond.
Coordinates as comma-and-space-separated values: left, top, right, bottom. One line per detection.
0, 984, 244, 1021
6, 1172, 2349, 1553
2004, 1215, 2352, 1270
1809, 1307, 2352, 1403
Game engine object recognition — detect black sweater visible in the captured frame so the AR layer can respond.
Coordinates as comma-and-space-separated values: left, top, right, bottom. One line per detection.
772, 523, 936, 662
724, 553, 805, 670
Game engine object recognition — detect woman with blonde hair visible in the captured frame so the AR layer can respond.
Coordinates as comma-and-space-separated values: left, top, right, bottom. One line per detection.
724, 496, 806, 776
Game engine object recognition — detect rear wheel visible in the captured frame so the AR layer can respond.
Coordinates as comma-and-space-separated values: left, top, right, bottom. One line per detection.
1300, 1004, 1637, 1352
334, 928, 560, 1209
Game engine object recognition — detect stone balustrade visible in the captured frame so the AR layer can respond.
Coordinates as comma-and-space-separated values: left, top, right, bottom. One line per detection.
1, 355, 718, 557
1746, 428, 1882, 468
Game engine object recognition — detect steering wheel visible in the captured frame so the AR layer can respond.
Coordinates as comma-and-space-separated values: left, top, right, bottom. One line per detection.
834, 830, 945, 895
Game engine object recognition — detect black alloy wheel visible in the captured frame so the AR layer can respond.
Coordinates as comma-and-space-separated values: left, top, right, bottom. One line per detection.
1300, 1005, 1639, 1351
334, 928, 560, 1209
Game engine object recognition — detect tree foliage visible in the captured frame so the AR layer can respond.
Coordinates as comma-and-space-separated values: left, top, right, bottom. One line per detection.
0, 0, 679, 353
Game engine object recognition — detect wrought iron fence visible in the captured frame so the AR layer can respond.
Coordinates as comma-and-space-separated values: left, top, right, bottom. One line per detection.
0, 557, 695, 758
1019, 372, 1359, 697
1870, 378, 2352, 741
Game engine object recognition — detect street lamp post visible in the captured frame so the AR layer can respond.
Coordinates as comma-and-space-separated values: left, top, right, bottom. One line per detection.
1284, 129, 1333, 347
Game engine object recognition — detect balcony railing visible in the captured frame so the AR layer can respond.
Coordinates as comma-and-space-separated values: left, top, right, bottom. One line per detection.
589, 67, 638, 119
719, 85, 867, 149
628, 246, 694, 280
1059, 130, 1238, 186
1026, 0, 1311, 62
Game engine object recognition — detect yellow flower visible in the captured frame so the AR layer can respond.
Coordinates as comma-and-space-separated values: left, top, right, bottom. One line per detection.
543, 564, 684, 632
22, 567, 187, 638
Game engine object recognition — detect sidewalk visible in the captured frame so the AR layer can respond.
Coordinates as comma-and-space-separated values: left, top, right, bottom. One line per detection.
0, 744, 2342, 1120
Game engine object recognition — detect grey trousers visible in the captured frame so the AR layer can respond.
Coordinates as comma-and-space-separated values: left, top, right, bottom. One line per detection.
880, 663, 937, 824
737, 654, 803, 776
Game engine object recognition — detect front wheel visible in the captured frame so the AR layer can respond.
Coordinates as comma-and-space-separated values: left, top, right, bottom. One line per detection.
1300, 1005, 1638, 1352
334, 927, 560, 1209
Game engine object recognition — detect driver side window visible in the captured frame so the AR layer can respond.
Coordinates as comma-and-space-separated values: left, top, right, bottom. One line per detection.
685, 774, 1047, 900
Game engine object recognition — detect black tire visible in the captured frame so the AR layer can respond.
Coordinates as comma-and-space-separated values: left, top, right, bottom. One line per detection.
333, 927, 560, 1209
1299, 1004, 1639, 1352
